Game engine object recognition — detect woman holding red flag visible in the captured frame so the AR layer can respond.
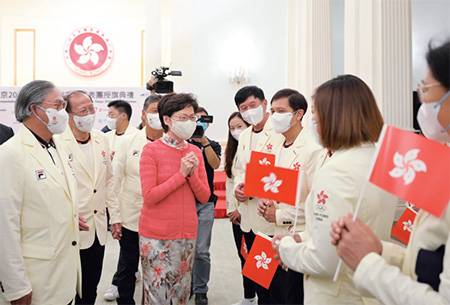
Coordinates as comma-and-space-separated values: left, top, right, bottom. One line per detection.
271, 75, 398, 304
330, 40, 450, 304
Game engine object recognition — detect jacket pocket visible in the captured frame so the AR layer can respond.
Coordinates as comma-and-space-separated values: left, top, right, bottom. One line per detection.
22, 243, 54, 260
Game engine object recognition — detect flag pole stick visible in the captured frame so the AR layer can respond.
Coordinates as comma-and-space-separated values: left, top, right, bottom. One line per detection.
332, 124, 389, 282
291, 169, 304, 236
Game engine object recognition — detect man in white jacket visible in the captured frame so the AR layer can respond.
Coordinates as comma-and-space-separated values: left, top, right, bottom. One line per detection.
57, 91, 122, 304
0, 80, 81, 305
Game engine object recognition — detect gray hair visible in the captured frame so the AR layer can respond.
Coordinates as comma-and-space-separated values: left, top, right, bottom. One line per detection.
143, 94, 162, 111
15, 80, 56, 122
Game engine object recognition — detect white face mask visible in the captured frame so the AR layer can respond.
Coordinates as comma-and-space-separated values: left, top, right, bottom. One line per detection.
170, 118, 197, 140
146, 112, 163, 130
35, 105, 69, 134
73, 114, 95, 132
417, 90, 450, 143
271, 111, 297, 134
231, 129, 245, 141
106, 113, 124, 130
241, 105, 265, 126
310, 120, 323, 147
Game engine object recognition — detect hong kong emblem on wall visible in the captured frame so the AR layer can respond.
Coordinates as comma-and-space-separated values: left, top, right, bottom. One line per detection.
64, 27, 114, 77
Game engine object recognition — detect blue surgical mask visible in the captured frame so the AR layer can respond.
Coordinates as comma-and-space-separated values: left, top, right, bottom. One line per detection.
197, 121, 208, 131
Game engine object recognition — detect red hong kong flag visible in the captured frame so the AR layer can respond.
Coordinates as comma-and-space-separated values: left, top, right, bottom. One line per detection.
244, 162, 299, 206
240, 235, 248, 260
369, 125, 450, 217
250, 151, 276, 166
242, 232, 279, 289
391, 206, 418, 245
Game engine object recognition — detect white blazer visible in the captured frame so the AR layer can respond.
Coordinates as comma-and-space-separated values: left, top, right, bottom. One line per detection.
57, 128, 120, 249
233, 118, 284, 235
353, 205, 450, 304
112, 128, 148, 232
0, 126, 81, 304
279, 143, 398, 304
105, 123, 139, 154
272, 129, 327, 234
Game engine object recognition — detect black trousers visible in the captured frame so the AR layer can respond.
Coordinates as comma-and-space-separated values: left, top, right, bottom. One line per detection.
112, 227, 140, 305
232, 223, 256, 299
75, 235, 105, 305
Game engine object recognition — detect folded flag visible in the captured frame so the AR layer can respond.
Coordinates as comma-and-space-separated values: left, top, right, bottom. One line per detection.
244, 162, 299, 206
391, 206, 418, 245
369, 125, 450, 217
242, 232, 279, 289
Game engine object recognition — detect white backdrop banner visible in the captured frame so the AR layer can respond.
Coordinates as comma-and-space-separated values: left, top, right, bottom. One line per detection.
0, 86, 150, 133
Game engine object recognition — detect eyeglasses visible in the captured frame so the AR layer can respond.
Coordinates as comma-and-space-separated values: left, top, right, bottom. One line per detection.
41, 100, 67, 111
416, 82, 441, 102
71, 107, 97, 116
171, 114, 198, 122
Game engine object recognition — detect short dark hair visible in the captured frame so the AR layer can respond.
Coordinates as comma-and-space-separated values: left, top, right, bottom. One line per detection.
64, 90, 94, 113
426, 40, 450, 90
271, 88, 308, 115
313, 74, 384, 151
143, 94, 162, 111
234, 86, 265, 108
107, 100, 132, 120
158, 93, 199, 132
196, 106, 208, 115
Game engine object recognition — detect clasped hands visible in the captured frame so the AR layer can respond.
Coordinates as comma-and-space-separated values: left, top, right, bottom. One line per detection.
180, 151, 199, 177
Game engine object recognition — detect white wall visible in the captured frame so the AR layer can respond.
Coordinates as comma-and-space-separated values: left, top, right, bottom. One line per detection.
1, 0, 146, 87
190, 0, 288, 141
411, 0, 450, 86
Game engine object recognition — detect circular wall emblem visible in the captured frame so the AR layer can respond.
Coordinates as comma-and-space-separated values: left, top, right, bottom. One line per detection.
64, 27, 114, 77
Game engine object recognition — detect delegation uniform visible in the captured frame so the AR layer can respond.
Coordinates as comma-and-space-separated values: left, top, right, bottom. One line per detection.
57, 128, 120, 304
105, 123, 139, 155
353, 205, 450, 304
0, 126, 81, 305
279, 143, 398, 304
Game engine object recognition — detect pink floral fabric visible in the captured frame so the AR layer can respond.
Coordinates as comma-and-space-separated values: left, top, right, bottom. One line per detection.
140, 236, 196, 305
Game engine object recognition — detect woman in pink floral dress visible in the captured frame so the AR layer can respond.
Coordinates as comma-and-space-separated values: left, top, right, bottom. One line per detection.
139, 93, 210, 305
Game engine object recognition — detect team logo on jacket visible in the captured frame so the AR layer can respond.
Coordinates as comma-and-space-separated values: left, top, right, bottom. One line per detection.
132, 150, 139, 157
63, 27, 114, 77
293, 162, 301, 171
314, 190, 328, 214
35, 169, 47, 180
266, 143, 273, 152
68, 154, 73, 162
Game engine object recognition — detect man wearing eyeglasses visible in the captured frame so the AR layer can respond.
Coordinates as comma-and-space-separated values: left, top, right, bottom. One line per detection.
0, 80, 81, 305
56, 91, 122, 305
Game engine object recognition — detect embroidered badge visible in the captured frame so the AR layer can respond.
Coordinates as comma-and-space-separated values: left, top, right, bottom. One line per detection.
68, 154, 73, 162
132, 150, 139, 157
101, 150, 106, 158
266, 143, 273, 152
293, 162, 301, 171
35, 170, 47, 180
315, 190, 328, 213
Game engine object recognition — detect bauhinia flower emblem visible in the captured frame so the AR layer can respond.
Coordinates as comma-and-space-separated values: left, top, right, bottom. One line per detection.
402, 219, 413, 232
254, 251, 272, 270
75, 36, 104, 65
317, 190, 328, 204
261, 173, 282, 193
259, 158, 272, 166
266, 143, 273, 151
389, 149, 427, 185
293, 162, 301, 171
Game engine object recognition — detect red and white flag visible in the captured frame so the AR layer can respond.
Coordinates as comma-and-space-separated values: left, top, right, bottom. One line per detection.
242, 232, 279, 289
250, 151, 276, 166
369, 125, 450, 217
240, 235, 248, 260
244, 162, 299, 206
391, 206, 418, 245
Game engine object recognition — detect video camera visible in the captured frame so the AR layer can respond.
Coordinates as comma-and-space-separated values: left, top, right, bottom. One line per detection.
151, 66, 182, 94
192, 115, 214, 138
